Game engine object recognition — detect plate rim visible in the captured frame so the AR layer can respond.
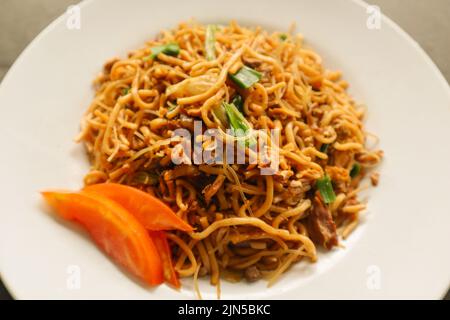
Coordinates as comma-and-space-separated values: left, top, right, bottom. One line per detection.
0, 0, 449, 299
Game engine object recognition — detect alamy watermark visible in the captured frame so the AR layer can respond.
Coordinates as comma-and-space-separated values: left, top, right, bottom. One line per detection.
66, 5, 81, 30
366, 264, 381, 290
366, 5, 381, 30
66, 264, 81, 290
170, 121, 280, 175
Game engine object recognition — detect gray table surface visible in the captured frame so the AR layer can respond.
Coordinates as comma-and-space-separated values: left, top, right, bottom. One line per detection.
0, 0, 449, 300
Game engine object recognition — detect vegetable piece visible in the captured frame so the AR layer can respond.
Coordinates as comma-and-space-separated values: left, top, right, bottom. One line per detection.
320, 143, 329, 153
350, 163, 361, 178
149, 231, 180, 288
41, 191, 164, 286
167, 101, 178, 112
229, 66, 262, 89
231, 94, 244, 113
212, 103, 229, 128
316, 175, 336, 204
121, 87, 130, 96
212, 94, 244, 127
147, 43, 180, 60
223, 101, 256, 146
205, 25, 217, 61
279, 34, 288, 41
223, 102, 249, 132
166, 74, 218, 98
83, 183, 193, 232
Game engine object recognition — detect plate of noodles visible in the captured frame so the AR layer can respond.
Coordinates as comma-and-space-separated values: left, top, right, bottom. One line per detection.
0, 0, 449, 299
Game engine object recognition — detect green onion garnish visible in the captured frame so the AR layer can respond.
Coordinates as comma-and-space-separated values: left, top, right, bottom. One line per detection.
167, 101, 178, 112
121, 87, 130, 96
229, 66, 262, 89
223, 101, 256, 146
320, 143, 329, 153
205, 25, 217, 61
147, 43, 180, 60
350, 163, 361, 178
231, 94, 244, 113
317, 175, 336, 204
212, 103, 229, 128
280, 34, 288, 41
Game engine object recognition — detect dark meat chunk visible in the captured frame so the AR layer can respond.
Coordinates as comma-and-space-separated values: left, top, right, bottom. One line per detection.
307, 196, 338, 249
190, 172, 217, 190
244, 266, 262, 282
370, 172, 380, 186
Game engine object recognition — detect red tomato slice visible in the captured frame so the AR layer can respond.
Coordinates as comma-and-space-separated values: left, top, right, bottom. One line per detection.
83, 183, 193, 232
149, 231, 180, 288
41, 190, 164, 286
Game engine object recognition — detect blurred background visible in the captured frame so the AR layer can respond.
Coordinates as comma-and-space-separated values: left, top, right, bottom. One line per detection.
0, 0, 449, 300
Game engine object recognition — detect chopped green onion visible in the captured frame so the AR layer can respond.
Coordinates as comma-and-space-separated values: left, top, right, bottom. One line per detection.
146, 43, 180, 60
205, 25, 217, 61
229, 66, 262, 89
131, 171, 159, 186
280, 34, 288, 41
121, 87, 130, 96
350, 163, 361, 178
223, 101, 256, 146
167, 101, 178, 112
317, 175, 336, 204
223, 102, 247, 132
231, 94, 244, 113
320, 143, 329, 153
212, 103, 229, 128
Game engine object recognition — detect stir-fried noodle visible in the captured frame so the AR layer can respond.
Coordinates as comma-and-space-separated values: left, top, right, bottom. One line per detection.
76, 20, 382, 288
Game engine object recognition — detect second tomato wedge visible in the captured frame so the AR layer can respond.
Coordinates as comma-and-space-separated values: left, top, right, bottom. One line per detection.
83, 183, 193, 232
149, 231, 180, 288
41, 190, 164, 286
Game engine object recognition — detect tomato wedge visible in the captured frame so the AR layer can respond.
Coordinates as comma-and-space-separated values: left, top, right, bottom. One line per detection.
83, 183, 193, 232
41, 190, 164, 286
149, 231, 180, 288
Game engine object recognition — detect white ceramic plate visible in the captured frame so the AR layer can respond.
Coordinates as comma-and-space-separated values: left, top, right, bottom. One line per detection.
0, 0, 449, 300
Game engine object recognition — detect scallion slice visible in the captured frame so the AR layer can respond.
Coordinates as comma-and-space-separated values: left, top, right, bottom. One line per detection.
320, 143, 329, 153
146, 43, 180, 60
205, 25, 217, 61
229, 66, 262, 89
121, 87, 130, 96
317, 175, 336, 204
280, 34, 288, 41
231, 94, 244, 113
212, 103, 229, 128
167, 101, 178, 112
223, 101, 256, 146
350, 163, 361, 178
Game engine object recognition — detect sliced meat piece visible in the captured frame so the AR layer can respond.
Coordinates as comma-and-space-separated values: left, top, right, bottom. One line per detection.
244, 266, 262, 282
370, 172, 380, 186
307, 195, 338, 249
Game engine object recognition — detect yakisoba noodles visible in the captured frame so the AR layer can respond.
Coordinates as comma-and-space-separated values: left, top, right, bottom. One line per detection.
76, 21, 382, 293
